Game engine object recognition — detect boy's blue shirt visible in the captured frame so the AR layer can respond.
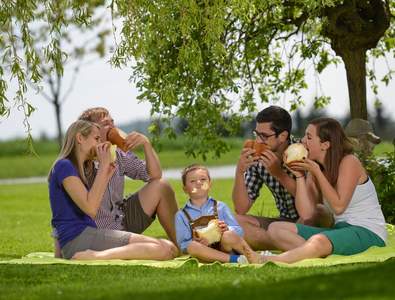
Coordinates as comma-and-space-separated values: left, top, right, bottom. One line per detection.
175, 197, 244, 253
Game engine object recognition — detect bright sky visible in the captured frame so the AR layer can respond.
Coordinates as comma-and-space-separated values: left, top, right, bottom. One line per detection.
0, 55, 394, 141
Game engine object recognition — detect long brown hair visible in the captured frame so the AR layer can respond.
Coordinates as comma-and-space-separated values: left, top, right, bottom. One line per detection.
309, 118, 353, 185
48, 120, 99, 185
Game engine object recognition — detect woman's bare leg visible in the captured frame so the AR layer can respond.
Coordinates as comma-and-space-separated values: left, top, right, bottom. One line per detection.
268, 222, 306, 251
245, 234, 333, 264
72, 233, 177, 261
220, 230, 262, 264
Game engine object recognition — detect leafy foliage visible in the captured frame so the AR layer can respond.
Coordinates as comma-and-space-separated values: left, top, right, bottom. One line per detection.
363, 141, 395, 223
111, 0, 395, 157
1, 1, 395, 158
0, 0, 110, 147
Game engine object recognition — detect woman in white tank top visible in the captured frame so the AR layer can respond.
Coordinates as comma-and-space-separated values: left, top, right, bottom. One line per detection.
245, 118, 386, 264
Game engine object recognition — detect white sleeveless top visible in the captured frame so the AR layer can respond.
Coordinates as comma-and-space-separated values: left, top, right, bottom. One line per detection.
324, 178, 387, 243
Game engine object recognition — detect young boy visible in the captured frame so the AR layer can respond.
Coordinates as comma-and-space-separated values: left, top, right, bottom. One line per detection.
175, 164, 259, 263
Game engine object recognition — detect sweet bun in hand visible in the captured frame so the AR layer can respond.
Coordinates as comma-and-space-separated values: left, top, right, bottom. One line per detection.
243, 139, 255, 149
109, 144, 117, 163
284, 143, 308, 164
195, 219, 222, 245
90, 142, 117, 163
107, 128, 128, 152
243, 139, 269, 157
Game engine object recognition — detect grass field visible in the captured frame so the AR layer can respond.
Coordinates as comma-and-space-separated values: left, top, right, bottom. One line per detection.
1, 179, 395, 299
0, 137, 244, 178
0, 180, 275, 258
0, 140, 393, 179
2, 262, 395, 300
0, 149, 242, 179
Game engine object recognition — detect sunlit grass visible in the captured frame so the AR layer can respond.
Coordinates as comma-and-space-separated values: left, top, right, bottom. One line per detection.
0, 141, 393, 179
0, 179, 274, 258
1, 176, 394, 299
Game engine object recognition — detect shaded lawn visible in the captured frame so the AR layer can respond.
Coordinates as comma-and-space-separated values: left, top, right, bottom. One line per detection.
1, 179, 395, 300
1, 261, 395, 300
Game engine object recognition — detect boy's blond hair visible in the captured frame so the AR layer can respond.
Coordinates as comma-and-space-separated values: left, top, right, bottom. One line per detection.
181, 164, 211, 186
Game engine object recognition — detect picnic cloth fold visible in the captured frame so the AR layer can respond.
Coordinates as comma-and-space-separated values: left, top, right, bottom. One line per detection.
1, 224, 394, 268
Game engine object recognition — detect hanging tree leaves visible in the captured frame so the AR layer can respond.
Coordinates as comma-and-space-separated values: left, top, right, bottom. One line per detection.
1, 1, 394, 158
0, 0, 109, 147
111, 0, 395, 158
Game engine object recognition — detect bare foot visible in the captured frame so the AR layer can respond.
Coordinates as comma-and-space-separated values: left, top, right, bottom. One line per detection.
71, 249, 98, 260
243, 245, 265, 264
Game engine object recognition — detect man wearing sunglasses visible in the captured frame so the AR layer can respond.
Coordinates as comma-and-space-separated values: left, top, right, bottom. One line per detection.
232, 106, 300, 250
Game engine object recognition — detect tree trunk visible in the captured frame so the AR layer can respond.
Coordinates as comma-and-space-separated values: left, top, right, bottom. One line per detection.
341, 49, 367, 120
54, 99, 62, 150
323, 0, 390, 120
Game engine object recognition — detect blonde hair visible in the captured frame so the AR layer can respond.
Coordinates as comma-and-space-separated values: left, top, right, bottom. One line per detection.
48, 120, 100, 185
78, 107, 109, 123
181, 164, 211, 186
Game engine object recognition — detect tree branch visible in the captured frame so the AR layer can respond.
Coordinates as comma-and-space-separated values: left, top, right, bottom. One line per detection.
244, 33, 254, 91
61, 66, 80, 104
26, 81, 53, 103
47, 75, 57, 104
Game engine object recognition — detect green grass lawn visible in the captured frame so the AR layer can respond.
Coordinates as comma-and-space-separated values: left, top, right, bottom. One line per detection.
1, 179, 395, 299
0, 141, 393, 179
0, 179, 275, 258
0, 149, 242, 179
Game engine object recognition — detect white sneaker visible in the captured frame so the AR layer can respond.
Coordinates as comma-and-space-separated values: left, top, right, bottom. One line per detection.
237, 255, 249, 264
259, 250, 277, 256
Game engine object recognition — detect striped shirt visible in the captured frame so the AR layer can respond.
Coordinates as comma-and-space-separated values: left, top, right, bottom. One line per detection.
244, 137, 299, 220
94, 148, 150, 230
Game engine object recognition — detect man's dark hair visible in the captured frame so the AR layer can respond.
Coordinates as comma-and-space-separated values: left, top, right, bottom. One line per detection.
256, 106, 292, 136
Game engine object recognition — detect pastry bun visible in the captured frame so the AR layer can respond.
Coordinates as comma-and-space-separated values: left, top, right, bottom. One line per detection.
243, 139, 269, 157
195, 219, 222, 245
109, 144, 117, 163
107, 128, 128, 152
284, 143, 308, 164
90, 142, 117, 163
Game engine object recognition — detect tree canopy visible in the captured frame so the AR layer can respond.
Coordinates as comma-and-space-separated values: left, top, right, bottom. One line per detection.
1, 0, 395, 158
0, 0, 109, 147
112, 0, 395, 157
